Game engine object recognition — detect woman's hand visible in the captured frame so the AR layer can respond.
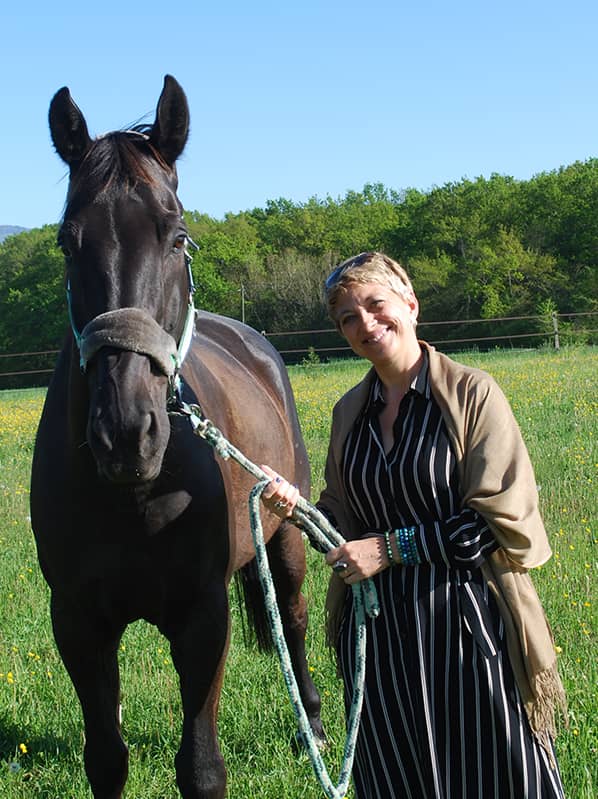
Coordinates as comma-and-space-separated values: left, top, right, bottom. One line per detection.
260, 464, 300, 519
325, 536, 389, 584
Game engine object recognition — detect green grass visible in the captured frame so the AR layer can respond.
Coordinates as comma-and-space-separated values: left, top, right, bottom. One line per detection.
1, 347, 596, 797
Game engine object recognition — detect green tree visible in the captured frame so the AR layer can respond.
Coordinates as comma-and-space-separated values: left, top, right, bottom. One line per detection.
0, 226, 65, 352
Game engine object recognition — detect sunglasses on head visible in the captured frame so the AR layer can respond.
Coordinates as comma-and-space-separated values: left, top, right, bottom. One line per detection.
324, 252, 375, 291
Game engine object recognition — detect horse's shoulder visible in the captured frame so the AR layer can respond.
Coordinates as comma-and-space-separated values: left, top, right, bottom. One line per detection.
183, 310, 300, 438
194, 310, 275, 358
192, 310, 287, 383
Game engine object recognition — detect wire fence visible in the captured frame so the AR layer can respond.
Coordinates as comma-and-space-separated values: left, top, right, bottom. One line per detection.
263, 311, 598, 358
1, 311, 596, 388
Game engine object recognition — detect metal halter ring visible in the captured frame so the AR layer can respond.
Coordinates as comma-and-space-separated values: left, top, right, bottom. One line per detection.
332, 560, 349, 573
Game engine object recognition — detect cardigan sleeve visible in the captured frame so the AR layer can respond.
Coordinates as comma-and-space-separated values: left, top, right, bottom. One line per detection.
458, 378, 551, 569
426, 345, 552, 570
316, 393, 369, 543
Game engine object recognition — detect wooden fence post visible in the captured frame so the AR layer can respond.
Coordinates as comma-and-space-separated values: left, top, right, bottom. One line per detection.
552, 311, 560, 350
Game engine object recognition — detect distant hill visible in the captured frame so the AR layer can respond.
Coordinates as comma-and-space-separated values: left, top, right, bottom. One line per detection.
0, 225, 28, 243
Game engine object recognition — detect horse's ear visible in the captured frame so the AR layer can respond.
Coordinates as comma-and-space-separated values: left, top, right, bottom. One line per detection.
149, 75, 189, 166
49, 87, 92, 168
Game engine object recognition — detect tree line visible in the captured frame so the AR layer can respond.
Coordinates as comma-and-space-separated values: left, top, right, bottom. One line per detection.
1, 158, 596, 369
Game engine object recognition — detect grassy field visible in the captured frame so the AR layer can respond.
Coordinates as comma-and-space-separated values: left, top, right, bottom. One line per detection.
0, 346, 596, 798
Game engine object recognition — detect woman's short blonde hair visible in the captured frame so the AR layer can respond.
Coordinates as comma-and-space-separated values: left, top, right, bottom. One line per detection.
325, 251, 415, 323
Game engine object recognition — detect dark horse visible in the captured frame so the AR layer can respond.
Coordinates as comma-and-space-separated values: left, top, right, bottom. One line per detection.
30, 76, 324, 798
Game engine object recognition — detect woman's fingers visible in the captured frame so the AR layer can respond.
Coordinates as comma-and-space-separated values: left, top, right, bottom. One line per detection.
326, 538, 387, 583
325, 547, 344, 567
260, 464, 281, 499
259, 464, 299, 517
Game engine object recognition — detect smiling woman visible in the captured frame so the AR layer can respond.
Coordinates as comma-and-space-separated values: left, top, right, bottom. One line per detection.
326, 253, 421, 402
333, 282, 418, 379
261, 251, 568, 799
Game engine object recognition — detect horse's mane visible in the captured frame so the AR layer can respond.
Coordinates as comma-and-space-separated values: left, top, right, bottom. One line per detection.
65, 125, 172, 213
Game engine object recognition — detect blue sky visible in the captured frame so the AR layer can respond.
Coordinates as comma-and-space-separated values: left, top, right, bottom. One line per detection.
2, 1, 597, 229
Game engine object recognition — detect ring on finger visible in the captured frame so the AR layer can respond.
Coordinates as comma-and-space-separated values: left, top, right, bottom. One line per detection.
332, 560, 348, 573
274, 500, 288, 509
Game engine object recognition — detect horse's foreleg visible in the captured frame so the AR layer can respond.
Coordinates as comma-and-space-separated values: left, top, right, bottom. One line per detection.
51, 596, 128, 799
168, 587, 230, 799
267, 524, 326, 747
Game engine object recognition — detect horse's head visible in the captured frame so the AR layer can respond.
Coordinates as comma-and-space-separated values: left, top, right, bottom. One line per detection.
50, 75, 193, 484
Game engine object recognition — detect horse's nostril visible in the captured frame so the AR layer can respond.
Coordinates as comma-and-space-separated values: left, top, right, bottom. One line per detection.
144, 412, 156, 437
138, 411, 158, 446
90, 413, 113, 451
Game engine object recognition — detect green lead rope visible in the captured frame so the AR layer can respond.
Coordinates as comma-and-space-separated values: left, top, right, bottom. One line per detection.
182, 405, 379, 799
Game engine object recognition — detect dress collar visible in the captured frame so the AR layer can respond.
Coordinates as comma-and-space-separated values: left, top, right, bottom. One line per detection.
370, 347, 430, 409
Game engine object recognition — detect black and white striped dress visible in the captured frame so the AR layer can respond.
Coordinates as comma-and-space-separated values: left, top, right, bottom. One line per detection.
331, 356, 565, 799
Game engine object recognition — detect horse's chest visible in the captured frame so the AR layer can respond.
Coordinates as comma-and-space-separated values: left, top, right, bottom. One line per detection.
46, 487, 219, 613
64, 532, 201, 625
139, 489, 193, 535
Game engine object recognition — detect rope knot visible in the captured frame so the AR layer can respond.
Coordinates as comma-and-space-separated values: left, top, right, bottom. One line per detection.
202, 423, 231, 460
213, 439, 231, 460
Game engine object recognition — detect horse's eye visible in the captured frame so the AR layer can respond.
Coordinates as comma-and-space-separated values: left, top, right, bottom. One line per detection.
57, 239, 72, 259
173, 234, 187, 252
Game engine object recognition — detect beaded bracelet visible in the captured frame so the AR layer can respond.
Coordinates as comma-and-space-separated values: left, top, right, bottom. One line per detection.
394, 526, 419, 566
383, 530, 396, 566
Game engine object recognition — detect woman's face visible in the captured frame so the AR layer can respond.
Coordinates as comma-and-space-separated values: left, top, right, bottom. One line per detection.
334, 281, 420, 368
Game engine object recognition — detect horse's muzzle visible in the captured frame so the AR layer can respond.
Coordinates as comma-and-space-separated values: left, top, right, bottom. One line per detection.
86, 350, 171, 485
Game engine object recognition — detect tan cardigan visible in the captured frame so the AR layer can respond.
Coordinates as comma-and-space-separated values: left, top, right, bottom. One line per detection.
320, 342, 567, 752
